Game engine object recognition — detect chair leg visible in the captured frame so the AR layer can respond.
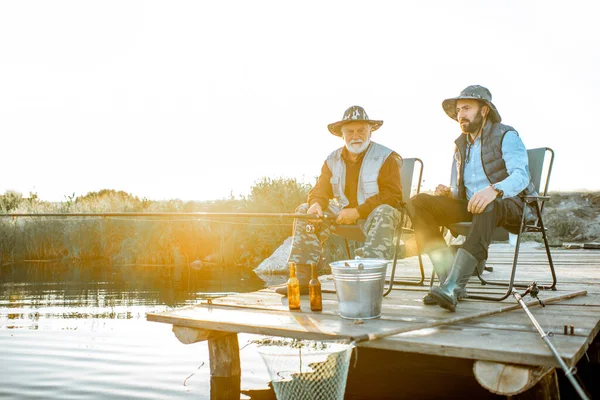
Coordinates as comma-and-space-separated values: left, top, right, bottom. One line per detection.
476, 264, 487, 285
384, 210, 425, 297
418, 254, 425, 284
429, 258, 436, 289
468, 203, 528, 301
384, 223, 401, 296
537, 201, 557, 290
469, 228, 523, 301
384, 247, 425, 296
344, 238, 352, 259
469, 200, 557, 301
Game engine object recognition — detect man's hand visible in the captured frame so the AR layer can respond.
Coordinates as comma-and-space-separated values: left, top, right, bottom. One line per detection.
336, 208, 360, 225
468, 185, 498, 214
434, 184, 453, 197
306, 202, 323, 221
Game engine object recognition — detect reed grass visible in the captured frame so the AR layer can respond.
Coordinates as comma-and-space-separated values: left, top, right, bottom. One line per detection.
0, 180, 310, 268
5, 186, 590, 269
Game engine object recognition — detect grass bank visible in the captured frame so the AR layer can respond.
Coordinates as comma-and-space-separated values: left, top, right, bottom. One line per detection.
0, 179, 316, 269
1, 188, 596, 270
523, 191, 600, 245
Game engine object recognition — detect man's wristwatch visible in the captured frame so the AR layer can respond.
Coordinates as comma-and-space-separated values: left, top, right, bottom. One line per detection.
491, 184, 504, 198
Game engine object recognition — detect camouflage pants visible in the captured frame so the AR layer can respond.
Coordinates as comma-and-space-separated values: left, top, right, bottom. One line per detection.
287, 202, 401, 266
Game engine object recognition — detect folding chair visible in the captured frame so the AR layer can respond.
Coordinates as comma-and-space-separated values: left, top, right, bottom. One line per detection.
335, 158, 426, 297
446, 147, 557, 301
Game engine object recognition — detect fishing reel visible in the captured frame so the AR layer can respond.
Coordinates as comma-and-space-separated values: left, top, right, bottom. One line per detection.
305, 213, 332, 235
520, 282, 544, 307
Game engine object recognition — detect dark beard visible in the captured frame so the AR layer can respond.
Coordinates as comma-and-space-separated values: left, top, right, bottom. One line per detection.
460, 111, 484, 134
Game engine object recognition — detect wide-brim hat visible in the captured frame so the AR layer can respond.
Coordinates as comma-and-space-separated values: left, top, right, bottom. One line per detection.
442, 85, 501, 123
327, 105, 383, 137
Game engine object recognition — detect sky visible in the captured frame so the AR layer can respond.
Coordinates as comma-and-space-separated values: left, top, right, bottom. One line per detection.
1, 0, 599, 202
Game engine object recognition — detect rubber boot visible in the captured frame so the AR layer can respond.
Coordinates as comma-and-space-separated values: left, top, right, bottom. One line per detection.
274, 264, 312, 296
423, 247, 473, 305
422, 247, 453, 305
429, 248, 479, 312
423, 286, 469, 305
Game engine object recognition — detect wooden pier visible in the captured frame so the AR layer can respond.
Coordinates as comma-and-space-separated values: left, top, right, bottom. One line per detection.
147, 243, 600, 399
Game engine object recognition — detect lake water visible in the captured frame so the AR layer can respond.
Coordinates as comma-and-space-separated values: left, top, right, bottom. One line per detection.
4, 261, 597, 399
0, 262, 281, 399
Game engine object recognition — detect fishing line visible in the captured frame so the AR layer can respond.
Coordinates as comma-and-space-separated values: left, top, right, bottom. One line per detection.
537, 287, 553, 334
102, 216, 294, 227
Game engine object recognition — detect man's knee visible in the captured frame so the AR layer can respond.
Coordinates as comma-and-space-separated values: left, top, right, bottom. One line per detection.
295, 203, 309, 213
406, 193, 433, 218
481, 200, 496, 214
410, 193, 433, 210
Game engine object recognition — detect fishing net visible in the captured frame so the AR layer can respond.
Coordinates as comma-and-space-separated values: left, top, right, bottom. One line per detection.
257, 339, 354, 400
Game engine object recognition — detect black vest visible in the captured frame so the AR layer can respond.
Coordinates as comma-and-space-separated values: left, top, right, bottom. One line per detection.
454, 121, 537, 200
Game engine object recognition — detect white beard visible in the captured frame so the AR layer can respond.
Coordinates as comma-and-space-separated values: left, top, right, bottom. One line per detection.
345, 138, 370, 154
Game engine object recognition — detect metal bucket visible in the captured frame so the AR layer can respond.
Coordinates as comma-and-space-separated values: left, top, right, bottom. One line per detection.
330, 259, 388, 320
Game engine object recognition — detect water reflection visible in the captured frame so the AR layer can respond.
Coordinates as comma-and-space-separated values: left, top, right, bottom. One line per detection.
0, 262, 266, 328
0, 262, 272, 399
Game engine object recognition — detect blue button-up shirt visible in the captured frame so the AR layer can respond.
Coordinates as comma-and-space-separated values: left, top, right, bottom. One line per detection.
462, 131, 530, 200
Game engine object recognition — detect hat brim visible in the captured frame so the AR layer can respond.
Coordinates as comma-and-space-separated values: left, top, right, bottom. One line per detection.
327, 120, 383, 137
442, 96, 501, 123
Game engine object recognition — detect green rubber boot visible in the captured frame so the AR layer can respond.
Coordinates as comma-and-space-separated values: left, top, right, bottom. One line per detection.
429, 249, 479, 312
422, 247, 453, 305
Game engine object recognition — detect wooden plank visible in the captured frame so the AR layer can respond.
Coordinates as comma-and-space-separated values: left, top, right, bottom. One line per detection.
214, 289, 600, 320
209, 287, 600, 342
265, 280, 600, 300
222, 287, 600, 342
460, 311, 600, 335
358, 325, 587, 367
203, 301, 600, 340
148, 303, 413, 340
149, 293, 596, 368
147, 242, 600, 372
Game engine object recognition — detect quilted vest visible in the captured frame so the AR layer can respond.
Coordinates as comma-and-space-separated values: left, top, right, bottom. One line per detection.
326, 142, 395, 208
454, 121, 537, 200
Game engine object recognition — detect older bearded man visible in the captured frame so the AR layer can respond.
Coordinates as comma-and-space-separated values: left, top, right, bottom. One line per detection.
409, 85, 537, 311
274, 105, 403, 296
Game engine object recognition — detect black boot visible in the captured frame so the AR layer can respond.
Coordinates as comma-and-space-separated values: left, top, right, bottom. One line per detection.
429, 249, 478, 312
273, 264, 312, 296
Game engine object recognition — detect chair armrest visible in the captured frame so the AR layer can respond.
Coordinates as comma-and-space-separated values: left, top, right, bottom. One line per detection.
524, 195, 551, 202
394, 203, 416, 233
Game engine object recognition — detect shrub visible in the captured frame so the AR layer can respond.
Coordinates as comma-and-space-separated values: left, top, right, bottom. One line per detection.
0, 191, 24, 213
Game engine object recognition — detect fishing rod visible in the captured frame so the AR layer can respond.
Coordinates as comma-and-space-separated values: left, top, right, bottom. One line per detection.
513, 283, 590, 400
0, 212, 336, 220
346, 288, 590, 397
349, 289, 587, 344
